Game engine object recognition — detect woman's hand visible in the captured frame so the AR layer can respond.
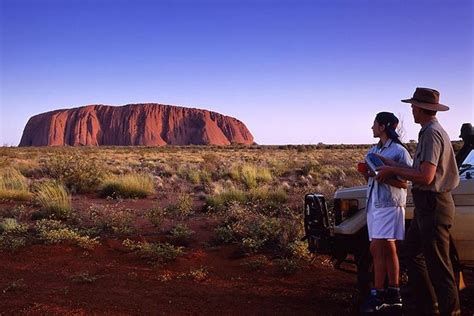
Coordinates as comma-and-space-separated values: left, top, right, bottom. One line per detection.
375, 154, 397, 166
375, 165, 393, 182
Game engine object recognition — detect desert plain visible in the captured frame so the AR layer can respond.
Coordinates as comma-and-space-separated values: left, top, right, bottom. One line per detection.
0, 145, 473, 315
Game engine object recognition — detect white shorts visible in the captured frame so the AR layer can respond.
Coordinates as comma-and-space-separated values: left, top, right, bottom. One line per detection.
367, 197, 405, 241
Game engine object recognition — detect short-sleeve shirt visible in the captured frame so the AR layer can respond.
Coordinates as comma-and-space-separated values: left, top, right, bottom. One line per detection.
367, 139, 413, 208
412, 118, 459, 192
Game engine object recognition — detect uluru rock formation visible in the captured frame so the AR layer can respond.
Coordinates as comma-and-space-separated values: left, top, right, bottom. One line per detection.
19, 104, 254, 146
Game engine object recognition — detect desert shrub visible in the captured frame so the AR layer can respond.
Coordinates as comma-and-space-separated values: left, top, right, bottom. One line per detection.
166, 193, 194, 217
214, 204, 305, 256
187, 266, 208, 281
318, 165, 346, 182
0, 218, 28, 234
36, 219, 99, 250
0, 167, 31, 201
300, 161, 320, 176
70, 272, 98, 284
233, 216, 283, 253
108, 209, 136, 234
187, 168, 212, 185
34, 181, 72, 219
286, 240, 312, 261
122, 239, 183, 263
43, 154, 105, 193
206, 189, 248, 212
169, 224, 195, 246
101, 173, 155, 199
81, 205, 136, 235
145, 207, 166, 228
273, 258, 301, 275
201, 152, 220, 175
240, 255, 268, 271
187, 169, 201, 184
0, 204, 30, 222
268, 159, 288, 177
202, 152, 220, 165
214, 225, 235, 244
155, 162, 175, 178
0, 218, 28, 251
241, 237, 266, 253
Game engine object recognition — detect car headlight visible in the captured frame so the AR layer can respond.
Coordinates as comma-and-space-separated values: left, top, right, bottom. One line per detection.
334, 198, 359, 224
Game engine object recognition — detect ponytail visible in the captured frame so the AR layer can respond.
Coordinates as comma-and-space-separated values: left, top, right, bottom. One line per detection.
375, 112, 409, 151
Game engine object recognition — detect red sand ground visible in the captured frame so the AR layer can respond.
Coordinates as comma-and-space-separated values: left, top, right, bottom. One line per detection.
0, 197, 473, 315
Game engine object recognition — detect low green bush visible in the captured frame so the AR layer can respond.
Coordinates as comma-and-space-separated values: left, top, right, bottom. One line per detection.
36, 219, 99, 250
81, 205, 136, 235
145, 207, 166, 228
273, 258, 301, 275
43, 154, 105, 193
169, 224, 195, 246
0, 218, 28, 251
187, 266, 208, 281
122, 239, 183, 263
166, 194, 194, 217
214, 204, 305, 257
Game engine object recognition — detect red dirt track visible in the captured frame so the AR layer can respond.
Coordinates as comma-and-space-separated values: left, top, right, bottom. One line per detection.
1, 197, 473, 315
0, 235, 354, 315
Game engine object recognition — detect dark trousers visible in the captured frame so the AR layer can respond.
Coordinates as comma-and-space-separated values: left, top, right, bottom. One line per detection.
403, 189, 460, 316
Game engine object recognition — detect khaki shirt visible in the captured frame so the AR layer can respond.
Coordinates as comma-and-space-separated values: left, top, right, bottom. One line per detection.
413, 118, 459, 192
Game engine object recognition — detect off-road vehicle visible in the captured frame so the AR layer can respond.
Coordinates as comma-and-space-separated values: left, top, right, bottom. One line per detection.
303, 123, 474, 295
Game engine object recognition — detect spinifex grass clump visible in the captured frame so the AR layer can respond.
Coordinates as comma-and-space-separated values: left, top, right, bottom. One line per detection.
34, 181, 72, 219
0, 167, 31, 201
43, 154, 105, 193
249, 187, 288, 209
101, 173, 155, 199
231, 164, 273, 189
206, 189, 248, 212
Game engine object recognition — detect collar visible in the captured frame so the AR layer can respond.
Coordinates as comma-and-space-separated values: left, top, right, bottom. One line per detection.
377, 138, 393, 150
419, 118, 438, 136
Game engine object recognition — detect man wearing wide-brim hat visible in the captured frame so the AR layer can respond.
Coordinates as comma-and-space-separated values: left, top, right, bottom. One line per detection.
376, 87, 460, 315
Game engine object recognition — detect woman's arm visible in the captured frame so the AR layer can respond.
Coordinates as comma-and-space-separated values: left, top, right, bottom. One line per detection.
383, 177, 408, 189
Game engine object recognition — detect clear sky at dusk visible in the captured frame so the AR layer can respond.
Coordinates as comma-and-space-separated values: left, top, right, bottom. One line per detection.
0, 0, 472, 146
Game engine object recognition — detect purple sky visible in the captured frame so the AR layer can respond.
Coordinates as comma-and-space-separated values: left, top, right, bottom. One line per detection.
1, 0, 472, 145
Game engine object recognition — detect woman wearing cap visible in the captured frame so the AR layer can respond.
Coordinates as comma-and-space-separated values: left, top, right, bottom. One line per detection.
358, 112, 412, 313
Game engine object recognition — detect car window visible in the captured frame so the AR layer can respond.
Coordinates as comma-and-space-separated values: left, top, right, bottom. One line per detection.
461, 150, 474, 166
459, 149, 474, 177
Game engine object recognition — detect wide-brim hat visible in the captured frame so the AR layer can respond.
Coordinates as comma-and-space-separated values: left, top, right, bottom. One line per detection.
401, 87, 449, 111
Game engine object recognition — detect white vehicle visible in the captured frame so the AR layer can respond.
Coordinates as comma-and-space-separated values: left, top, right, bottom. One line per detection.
303, 123, 474, 294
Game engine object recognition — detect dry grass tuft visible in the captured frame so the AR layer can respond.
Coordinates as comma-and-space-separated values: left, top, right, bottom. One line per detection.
101, 173, 155, 198
34, 181, 72, 218
0, 168, 31, 201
